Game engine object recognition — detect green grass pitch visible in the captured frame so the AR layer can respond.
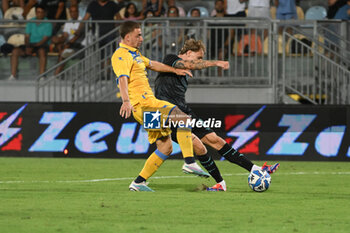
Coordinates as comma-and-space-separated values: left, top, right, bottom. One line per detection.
0, 157, 349, 233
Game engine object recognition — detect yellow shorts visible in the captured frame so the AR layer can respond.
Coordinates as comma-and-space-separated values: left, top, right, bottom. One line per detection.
132, 96, 176, 144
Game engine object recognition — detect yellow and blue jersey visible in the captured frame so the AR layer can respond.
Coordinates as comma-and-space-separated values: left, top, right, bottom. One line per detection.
111, 43, 155, 106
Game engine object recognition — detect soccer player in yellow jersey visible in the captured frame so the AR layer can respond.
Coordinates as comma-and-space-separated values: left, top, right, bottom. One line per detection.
112, 21, 209, 192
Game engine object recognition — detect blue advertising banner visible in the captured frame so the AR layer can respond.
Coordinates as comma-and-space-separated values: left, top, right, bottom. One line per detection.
0, 102, 349, 161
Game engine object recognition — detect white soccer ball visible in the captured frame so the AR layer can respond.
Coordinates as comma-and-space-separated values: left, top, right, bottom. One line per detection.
248, 169, 271, 192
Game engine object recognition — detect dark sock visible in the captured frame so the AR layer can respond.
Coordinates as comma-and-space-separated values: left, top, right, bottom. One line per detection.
218, 143, 253, 172
184, 157, 195, 164
197, 153, 223, 183
134, 175, 146, 184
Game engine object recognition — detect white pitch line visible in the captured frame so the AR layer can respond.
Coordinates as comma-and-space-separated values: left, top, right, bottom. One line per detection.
1, 171, 350, 184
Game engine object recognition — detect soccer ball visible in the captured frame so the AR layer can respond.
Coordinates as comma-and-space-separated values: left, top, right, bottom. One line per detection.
248, 169, 271, 192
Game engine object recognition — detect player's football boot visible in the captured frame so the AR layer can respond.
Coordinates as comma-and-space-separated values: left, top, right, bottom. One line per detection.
261, 162, 280, 174
129, 181, 154, 192
206, 180, 227, 191
182, 162, 210, 178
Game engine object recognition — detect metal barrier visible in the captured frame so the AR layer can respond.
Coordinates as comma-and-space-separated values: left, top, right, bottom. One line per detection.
281, 26, 350, 104
141, 18, 273, 86
1, 18, 349, 104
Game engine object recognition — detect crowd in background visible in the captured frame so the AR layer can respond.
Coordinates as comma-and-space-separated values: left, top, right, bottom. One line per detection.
1, 0, 350, 80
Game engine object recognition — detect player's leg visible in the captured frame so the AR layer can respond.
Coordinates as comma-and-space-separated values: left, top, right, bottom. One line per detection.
170, 128, 209, 177
129, 135, 172, 192
201, 132, 279, 174
168, 106, 195, 164
192, 134, 226, 191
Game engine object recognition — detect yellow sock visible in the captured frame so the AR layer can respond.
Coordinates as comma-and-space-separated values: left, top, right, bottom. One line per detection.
139, 150, 167, 180
176, 128, 194, 158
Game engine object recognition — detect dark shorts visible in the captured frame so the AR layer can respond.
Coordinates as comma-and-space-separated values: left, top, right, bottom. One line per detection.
19, 44, 49, 54
171, 104, 214, 143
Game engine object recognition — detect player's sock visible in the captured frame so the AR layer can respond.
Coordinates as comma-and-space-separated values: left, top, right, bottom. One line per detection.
218, 143, 253, 172
138, 149, 168, 182
197, 153, 223, 183
134, 175, 146, 183
176, 127, 194, 160
184, 157, 195, 164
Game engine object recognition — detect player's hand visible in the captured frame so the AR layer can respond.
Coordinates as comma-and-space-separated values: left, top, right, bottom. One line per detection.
216, 61, 230, 70
174, 68, 193, 78
120, 101, 135, 119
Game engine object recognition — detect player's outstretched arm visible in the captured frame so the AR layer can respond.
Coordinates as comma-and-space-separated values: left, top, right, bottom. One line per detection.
174, 60, 229, 70
119, 76, 135, 119
149, 60, 193, 77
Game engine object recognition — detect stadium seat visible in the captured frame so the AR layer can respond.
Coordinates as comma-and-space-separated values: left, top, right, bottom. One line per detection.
4, 7, 24, 20
0, 35, 6, 47
285, 34, 312, 55
79, 5, 87, 18
7, 34, 25, 47
26, 7, 36, 20
296, 6, 304, 20
270, 6, 276, 19
187, 6, 209, 17
312, 35, 325, 54
263, 35, 283, 55
305, 6, 327, 20
237, 34, 262, 56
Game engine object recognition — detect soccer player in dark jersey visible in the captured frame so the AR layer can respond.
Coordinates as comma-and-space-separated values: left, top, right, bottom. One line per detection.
155, 39, 280, 191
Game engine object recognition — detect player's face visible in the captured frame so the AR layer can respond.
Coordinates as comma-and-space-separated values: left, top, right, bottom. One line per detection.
127, 28, 143, 49
185, 50, 204, 60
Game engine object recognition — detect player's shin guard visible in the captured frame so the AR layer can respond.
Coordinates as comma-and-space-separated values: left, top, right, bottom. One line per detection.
197, 153, 223, 183
218, 143, 253, 172
176, 127, 194, 159
139, 149, 168, 181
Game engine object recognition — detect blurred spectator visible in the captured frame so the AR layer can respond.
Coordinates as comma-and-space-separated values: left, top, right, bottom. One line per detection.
2, 0, 25, 14
242, 0, 270, 19
275, 0, 296, 20
185, 8, 201, 40
328, 0, 347, 19
334, 0, 350, 19
224, 0, 246, 17
190, 8, 200, 17
52, 5, 85, 75
123, 2, 143, 20
142, 0, 165, 17
165, 0, 185, 17
211, 0, 225, 16
23, 0, 67, 34
242, 0, 270, 39
9, 4, 52, 80
208, 0, 230, 75
78, 0, 122, 47
144, 10, 163, 59
166, 6, 183, 53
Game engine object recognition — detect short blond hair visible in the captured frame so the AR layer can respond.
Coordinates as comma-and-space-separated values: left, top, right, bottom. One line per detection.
179, 39, 206, 54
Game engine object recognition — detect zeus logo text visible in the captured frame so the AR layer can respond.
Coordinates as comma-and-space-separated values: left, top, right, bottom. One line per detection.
1, 105, 349, 158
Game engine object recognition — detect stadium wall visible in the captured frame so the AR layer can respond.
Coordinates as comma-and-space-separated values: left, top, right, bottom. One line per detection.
0, 102, 349, 161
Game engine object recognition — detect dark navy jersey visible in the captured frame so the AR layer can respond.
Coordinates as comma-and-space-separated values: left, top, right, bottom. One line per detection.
154, 54, 189, 110
155, 54, 215, 139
